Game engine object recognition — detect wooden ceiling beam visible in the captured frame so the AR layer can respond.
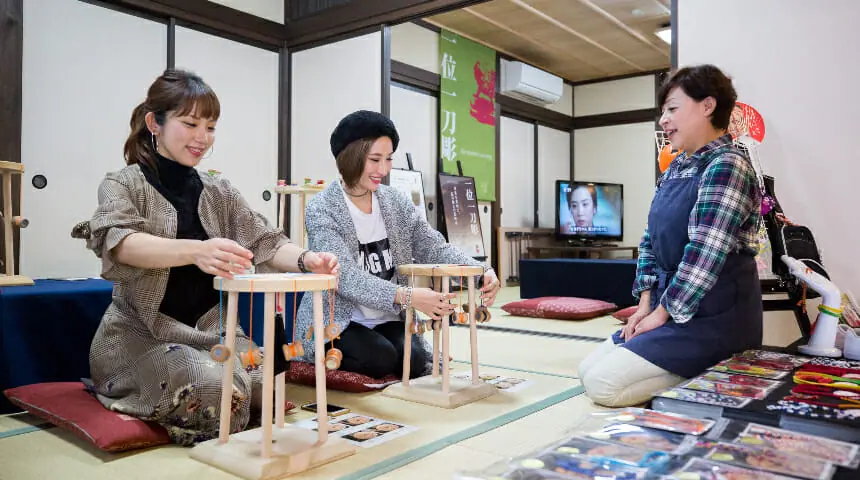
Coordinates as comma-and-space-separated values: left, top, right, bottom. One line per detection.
577, 0, 668, 57
461, 6, 609, 76
653, 0, 671, 14
508, 0, 645, 71
422, 18, 573, 81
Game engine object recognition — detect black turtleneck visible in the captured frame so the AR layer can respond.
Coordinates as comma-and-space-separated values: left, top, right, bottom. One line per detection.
139, 153, 220, 327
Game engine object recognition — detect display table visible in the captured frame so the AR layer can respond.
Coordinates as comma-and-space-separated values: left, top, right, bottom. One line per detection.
652, 344, 860, 444
0, 278, 302, 414
526, 245, 638, 259
519, 258, 638, 307
0, 279, 113, 413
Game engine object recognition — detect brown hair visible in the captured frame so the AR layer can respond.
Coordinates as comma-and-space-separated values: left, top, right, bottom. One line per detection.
336, 138, 374, 189
657, 64, 737, 130
123, 69, 220, 170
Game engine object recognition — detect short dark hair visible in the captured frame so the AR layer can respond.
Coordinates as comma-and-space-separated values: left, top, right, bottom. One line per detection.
336, 138, 374, 189
567, 185, 597, 208
657, 64, 737, 130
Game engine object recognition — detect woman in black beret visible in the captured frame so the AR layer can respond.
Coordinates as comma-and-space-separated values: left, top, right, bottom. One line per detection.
293, 110, 500, 379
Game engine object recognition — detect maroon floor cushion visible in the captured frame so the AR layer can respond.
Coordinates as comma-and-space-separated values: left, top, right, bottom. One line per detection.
3, 382, 170, 452
4, 382, 299, 453
287, 361, 399, 393
612, 305, 639, 323
501, 296, 617, 320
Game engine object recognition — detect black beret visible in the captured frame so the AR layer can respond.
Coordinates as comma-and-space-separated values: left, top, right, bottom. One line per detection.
330, 110, 400, 159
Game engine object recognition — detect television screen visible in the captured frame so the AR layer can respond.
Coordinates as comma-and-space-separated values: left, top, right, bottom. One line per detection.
556, 180, 623, 241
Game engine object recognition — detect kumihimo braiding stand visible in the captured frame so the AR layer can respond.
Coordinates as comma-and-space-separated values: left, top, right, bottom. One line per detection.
190, 273, 355, 480
382, 264, 496, 408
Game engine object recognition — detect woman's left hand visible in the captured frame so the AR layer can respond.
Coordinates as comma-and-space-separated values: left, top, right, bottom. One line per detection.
629, 306, 670, 339
479, 268, 501, 307
304, 251, 340, 277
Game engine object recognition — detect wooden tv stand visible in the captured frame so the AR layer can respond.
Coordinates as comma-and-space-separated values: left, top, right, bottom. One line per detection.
526, 244, 638, 260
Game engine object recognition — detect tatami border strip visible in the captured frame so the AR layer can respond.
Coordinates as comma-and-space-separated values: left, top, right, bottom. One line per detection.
0, 423, 55, 439
451, 360, 579, 380
336, 385, 586, 480
451, 323, 606, 343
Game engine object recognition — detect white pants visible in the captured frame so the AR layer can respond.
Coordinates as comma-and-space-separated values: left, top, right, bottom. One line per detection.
578, 338, 685, 407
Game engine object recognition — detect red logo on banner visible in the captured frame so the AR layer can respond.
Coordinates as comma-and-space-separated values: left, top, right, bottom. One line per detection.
470, 61, 496, 126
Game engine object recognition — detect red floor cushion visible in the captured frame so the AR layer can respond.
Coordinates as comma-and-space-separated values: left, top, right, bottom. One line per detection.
3, 382, 170, 452
3, 382, 299, 452
287, 361, 399, 393
502, 296, 617, 320
612, 305, 639, 323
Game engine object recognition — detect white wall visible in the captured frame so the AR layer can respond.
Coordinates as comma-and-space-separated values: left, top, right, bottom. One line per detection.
208, 0, 284, 23
573, 74, 656, 248
290, 32, 382, 239
574, 123, 655, 247
21, 0, 166, 279
391, 22, 439, 74
389, 84, 438, 228
537, 126, 571, 228
174, 27, 279, 224
499, 116, 535, 228
679, 0, 860, 303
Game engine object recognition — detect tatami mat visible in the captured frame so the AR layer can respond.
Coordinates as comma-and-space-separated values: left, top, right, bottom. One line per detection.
0, 363, 582, 480
447, 324, 600, 378
0, 286, 620, 480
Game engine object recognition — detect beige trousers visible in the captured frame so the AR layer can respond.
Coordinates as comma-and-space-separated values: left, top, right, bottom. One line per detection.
578, 338, 685, 407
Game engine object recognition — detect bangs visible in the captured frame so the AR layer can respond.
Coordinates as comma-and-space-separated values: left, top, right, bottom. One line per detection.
173, 83, 220, 121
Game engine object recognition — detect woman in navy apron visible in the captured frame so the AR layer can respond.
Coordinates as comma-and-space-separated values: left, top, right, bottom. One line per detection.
578, 65, 764, 407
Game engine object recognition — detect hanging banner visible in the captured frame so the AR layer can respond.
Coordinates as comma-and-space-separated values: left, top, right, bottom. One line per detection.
439, 29, 497, 201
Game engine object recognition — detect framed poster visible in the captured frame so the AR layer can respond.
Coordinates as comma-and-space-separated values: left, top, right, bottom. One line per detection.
439, 173, 486, 259
388, 168, 427, 221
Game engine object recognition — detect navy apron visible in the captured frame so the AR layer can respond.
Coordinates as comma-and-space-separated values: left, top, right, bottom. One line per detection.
612, 146, 763, 378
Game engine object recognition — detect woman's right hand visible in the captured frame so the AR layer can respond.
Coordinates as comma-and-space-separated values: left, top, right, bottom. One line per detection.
409, 287, 456, 320
622, 293, 652, 341
192, 238, 254, 279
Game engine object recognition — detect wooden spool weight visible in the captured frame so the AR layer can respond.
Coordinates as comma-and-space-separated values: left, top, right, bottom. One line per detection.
325, 348, 342, 370
462, 303, 491, 323
282, 342, 304, 360
239, 349, 262, 369
210, 344, 231, 362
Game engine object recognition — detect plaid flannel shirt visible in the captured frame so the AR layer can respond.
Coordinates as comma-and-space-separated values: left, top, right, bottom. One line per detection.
632, 134, 761, 323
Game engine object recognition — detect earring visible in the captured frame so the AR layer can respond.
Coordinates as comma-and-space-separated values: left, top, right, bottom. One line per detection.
150, 133, 158, 151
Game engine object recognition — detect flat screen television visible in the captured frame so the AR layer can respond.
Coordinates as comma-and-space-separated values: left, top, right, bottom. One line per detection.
555, 180, 623, 244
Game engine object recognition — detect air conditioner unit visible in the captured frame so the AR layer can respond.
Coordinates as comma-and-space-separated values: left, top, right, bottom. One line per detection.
500, 61, 563, 106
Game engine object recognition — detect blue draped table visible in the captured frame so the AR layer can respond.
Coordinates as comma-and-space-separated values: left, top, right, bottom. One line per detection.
0, 278, 302, 413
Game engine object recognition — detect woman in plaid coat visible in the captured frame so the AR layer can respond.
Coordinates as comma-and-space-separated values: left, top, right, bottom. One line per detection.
73, 69, 339, 445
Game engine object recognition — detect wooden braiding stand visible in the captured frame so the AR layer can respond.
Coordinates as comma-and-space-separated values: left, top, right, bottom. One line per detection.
190, 273, 355, 480
382, 264, 496, 408
274, 181, 325, 248
0, 161, 32, 286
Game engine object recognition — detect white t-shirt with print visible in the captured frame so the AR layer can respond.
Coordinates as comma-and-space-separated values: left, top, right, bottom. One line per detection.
343, 190, 399, 329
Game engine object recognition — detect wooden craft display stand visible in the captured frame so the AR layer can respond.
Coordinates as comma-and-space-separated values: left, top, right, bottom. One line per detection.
382, 264, 496, 408
275, 182, 325, 248
0, 161, 32, 286
190, 273, 355, 480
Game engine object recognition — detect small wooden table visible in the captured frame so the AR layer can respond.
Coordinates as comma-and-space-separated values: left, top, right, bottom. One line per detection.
526, 245, 638, 260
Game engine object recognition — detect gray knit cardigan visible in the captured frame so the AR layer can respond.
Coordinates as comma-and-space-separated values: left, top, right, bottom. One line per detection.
293, 180, 484, 364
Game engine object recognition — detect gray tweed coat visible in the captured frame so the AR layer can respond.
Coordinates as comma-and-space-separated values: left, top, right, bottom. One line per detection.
74, 164, 291, 445
294, 180, 484, 364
